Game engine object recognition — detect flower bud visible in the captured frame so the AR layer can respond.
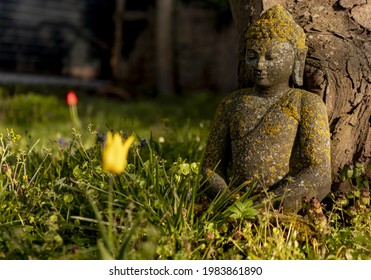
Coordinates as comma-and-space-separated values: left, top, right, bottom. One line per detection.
360, 188, 370, 206
311, 197, 323, 214
206, 231, 214, 241
66, 91, 78, 106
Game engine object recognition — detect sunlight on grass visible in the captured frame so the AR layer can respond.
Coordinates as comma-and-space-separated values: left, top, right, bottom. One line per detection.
0, 86, 370, 260
0, 87, 220, 151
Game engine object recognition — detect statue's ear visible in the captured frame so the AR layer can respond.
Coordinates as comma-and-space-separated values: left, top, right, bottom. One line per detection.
292, 47, 308, 86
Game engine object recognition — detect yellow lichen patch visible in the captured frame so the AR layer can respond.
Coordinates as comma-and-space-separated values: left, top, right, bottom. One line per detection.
282, 103, 300, 121
246, 5, 307, 53
263, 120, 283, 137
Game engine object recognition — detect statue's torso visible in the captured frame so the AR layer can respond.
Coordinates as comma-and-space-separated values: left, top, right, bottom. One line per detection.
226, 89, 304, 187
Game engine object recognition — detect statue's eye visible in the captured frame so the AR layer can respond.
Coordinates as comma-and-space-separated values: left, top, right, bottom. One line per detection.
246, 51, 258, 60
266, 53, 279, 60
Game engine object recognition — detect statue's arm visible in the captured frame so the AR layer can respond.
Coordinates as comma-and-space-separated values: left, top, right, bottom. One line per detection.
274, 93, 332, 211
201, 100, 231, 199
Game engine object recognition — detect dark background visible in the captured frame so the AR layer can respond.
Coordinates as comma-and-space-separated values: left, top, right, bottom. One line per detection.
0, 0, 237, 94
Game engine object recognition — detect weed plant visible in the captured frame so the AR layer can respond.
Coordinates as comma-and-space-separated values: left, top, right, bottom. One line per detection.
0, 89, 370, 259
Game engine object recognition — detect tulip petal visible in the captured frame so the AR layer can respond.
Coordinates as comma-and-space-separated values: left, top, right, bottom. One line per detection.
102, 132, 136, 174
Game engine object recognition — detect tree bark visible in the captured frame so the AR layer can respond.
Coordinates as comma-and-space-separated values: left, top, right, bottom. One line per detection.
228, 0, 371, 191
155, 0, 175, 96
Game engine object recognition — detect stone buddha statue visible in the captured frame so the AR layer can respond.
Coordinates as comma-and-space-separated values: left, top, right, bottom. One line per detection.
201, 5, 331, 212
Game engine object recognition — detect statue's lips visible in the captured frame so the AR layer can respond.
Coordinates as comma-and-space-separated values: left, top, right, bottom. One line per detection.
254, 70, 268, 76
256, 73, 268, 79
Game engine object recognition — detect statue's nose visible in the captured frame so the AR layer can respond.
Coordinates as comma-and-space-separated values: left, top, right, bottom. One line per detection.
257, 57, 267, 70
258, 56, 266, 68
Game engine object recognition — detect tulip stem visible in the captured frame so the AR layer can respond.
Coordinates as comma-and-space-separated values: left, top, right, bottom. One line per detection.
108, 174, 114, 255
69, 104, 81, 129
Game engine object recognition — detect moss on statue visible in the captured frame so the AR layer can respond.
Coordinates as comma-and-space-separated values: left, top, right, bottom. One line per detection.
245, 5, 307, 52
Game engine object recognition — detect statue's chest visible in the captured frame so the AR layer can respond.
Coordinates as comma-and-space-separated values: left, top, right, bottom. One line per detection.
229, 96, 300, 141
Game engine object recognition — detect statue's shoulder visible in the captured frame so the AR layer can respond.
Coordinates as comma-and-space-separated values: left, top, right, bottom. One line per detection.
294, 89, 326, 106
292, 89, 328, 116
220, 88, 254, 105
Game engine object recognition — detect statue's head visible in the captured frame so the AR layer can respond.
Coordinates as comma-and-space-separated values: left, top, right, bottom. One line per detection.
245, 5, 308, 86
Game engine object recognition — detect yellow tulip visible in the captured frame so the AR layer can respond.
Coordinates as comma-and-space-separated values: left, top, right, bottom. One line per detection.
102, 132, 135, 174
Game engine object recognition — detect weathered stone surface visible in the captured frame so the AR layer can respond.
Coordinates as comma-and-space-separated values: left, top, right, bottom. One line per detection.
351, 3, 371, 30
202, 5, 332, 212
339, 0, 366, 9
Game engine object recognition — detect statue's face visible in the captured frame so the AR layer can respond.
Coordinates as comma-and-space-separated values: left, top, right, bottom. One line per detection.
246, 39, 296, 89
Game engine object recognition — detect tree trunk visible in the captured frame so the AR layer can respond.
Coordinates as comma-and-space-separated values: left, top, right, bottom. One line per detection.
155, 0, 175, 96
111, 0, 126, 80
228, 0, 371, 192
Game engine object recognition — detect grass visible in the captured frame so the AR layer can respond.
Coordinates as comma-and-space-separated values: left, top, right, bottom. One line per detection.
0, 85, 219, 149
0, 86, 370, 260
